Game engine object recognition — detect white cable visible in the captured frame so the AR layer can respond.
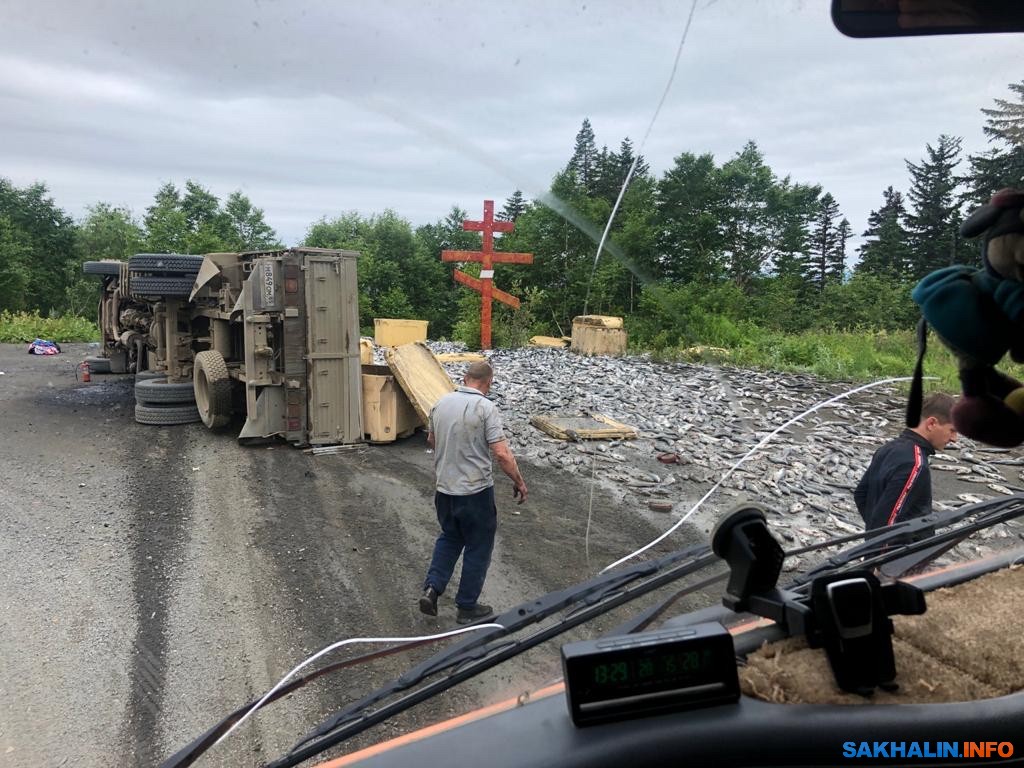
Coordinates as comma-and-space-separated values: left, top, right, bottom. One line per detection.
585, 449, 597, 569
583, 0, 699, 314
601, 376, 932, 573
213, 623, 505, 749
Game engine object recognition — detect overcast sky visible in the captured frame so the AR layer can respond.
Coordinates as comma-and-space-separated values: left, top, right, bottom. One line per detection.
0, 0, 1019, 252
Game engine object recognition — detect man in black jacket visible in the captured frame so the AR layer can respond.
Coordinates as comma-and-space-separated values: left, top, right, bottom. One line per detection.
855, 393, 957, 531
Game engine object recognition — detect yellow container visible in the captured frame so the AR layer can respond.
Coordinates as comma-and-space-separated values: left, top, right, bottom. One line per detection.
571, 316, 627, 356
374, 318, 429, 347
361, 364, 423, 443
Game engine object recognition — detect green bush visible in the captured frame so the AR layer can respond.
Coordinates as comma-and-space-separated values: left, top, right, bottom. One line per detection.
648, 323, 1013, 390
0, 311, 99, 343
453, 283, 545, 349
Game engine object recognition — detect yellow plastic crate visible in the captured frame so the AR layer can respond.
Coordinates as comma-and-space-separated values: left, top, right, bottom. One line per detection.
374, 318, 428, 347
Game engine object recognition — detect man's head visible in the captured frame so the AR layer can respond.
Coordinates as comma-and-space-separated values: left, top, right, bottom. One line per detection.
912, 392, 957, 450
464, 361, 494, 394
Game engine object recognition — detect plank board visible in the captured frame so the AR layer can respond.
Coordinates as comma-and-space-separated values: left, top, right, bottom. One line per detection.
384, 342, 457, 424
529, 413, 639, 440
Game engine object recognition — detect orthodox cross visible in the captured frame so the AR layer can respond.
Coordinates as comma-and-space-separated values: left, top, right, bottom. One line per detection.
441, 199, 533, 349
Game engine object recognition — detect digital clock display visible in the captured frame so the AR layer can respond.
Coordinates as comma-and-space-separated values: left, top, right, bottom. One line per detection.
589, 647, 715, 687
561, 622, 740, 727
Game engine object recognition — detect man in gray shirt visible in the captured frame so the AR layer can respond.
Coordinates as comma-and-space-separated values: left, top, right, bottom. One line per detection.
419, 361, 528, 624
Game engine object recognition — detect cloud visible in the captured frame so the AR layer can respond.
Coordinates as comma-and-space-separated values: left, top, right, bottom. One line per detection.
0, 0, 1019, 249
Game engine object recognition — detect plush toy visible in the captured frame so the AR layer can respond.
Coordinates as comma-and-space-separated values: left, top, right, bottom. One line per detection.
911, 188, 1024, 447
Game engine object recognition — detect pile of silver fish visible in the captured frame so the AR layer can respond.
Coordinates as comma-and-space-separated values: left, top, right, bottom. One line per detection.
424, 342, 1024, 567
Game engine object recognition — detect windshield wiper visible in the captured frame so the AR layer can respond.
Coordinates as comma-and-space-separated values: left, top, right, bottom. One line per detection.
270, 498, 1024, 767
159, 636, 460, 768
265, 543, 717, 767
162, 542, 714, 768
604, 495, 1024, 639
166, 495, 1024, 768
787, 494, 1024, 590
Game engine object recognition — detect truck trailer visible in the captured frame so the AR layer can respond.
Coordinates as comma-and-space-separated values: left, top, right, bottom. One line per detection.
83, 248, 363, 446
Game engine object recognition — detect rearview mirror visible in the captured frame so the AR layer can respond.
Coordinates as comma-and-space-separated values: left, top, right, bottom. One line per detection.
832, 0, 1024, 38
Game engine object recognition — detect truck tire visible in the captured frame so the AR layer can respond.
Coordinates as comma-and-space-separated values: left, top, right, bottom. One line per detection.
135, 370, 166, 382
135, 377, 196, 405
128, 254, 204, 275
134, 402, 201, 426
82, 261, 123, 276
129, 275, 196, 298
84, 356, 112, 373
193, 350, 233, 429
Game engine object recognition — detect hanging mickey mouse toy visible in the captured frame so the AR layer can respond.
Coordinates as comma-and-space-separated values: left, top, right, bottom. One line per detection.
911, 188, 1024, 447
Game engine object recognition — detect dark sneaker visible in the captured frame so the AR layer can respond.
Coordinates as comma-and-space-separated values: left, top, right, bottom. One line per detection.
419, 586, 439, 617
456, 603, 494, 625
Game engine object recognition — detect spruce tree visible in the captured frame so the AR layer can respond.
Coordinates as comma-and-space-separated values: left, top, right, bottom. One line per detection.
807, 193, 842, 290
904, 135, 965, 280
568, 118, 599, 194
981, 80, 1024, 147
857, 186, 911, 279
498, 190, 529, 222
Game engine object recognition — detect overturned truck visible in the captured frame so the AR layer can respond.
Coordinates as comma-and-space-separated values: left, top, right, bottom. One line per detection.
84, 248, 363, 446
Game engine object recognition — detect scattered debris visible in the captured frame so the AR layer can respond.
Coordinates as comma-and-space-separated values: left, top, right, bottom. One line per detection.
428, 342, 1024, 565
27, 339, 62, 355
529, 336, 568, 348
529, 413, 639, 441
435, 353, 488, 363
384, 342, 456, 423
306, 445, 365, 455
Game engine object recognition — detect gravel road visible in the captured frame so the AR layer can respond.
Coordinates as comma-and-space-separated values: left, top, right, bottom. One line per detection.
0, 344, 691, 768
2, 342, 1021, 768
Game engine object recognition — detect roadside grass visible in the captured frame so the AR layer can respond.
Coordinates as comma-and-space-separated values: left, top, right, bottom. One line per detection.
6, 309, 1024, 397
647, 327, 1024, 393
0, 311, 99, 343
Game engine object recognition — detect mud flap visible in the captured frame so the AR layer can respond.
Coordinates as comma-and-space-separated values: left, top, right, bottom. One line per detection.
238, 386, 285, 440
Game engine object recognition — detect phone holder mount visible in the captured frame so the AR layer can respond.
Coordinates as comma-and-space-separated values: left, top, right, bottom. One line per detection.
711, 504, 927, 696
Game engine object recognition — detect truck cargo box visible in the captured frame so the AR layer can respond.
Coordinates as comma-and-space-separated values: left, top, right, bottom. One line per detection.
361, 364, 422, 443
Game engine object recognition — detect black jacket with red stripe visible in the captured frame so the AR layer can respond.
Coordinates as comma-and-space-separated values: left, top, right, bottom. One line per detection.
854, 429, 935, 531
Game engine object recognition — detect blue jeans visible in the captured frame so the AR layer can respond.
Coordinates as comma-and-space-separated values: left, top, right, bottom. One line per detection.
423, 486, 497, 609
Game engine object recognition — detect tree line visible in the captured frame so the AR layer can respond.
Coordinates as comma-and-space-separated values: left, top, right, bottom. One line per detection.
2, 81, 1021, 349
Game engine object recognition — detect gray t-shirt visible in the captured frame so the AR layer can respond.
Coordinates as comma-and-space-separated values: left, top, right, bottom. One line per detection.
428, 386, 506, 496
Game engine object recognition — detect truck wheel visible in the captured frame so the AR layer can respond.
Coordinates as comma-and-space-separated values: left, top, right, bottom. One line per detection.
134, 402, 201, 426
82, 261, 123, 276
129, 275, 196, 299
135, 377, 196, 404
135, 370, 166, 382
84, 356, 112, 373
128, 253, 204, 274
193, 350, 233, 429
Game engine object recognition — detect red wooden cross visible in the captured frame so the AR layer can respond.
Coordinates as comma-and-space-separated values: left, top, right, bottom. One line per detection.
441, 199, 533, 349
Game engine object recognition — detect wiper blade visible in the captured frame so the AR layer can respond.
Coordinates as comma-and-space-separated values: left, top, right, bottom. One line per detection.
607, 496, 1024, 638
271, 497, 1008, 767
266, 543, 715, 767
160, 637, 453, 768
270, 498, 1024, 766
169, 495, 1023, 768
162, 541, 711, 768
788, 494, 1024, 590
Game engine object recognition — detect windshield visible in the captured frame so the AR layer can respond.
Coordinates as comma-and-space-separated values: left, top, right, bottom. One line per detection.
1, 2, 1022, 767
